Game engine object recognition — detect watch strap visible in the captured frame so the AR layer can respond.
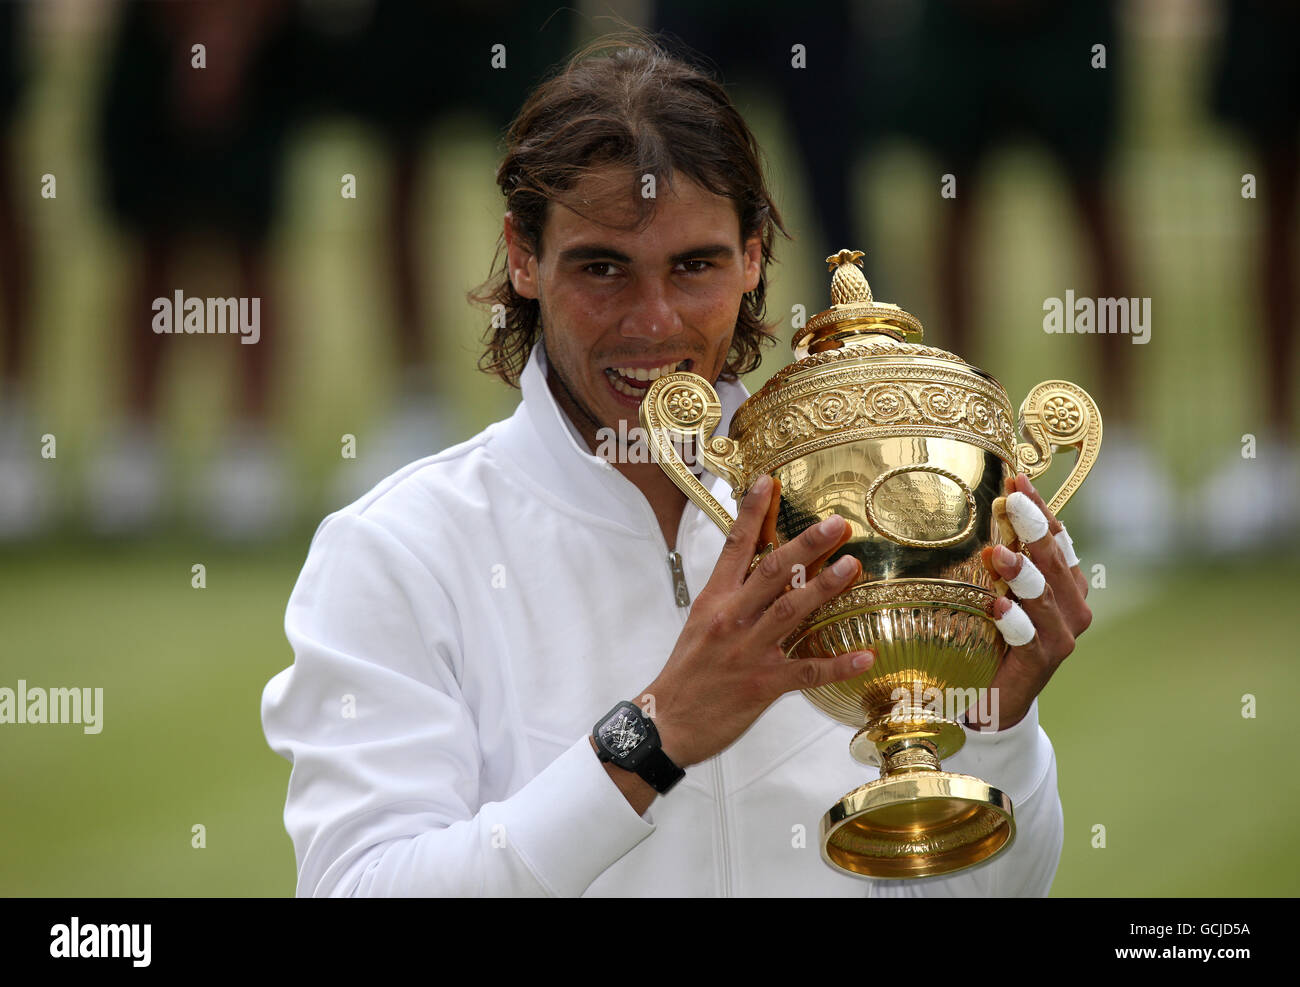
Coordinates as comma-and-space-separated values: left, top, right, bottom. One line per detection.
635, 746, 685, 794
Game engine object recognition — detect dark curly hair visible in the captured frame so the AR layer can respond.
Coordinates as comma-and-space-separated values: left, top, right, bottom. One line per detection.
469, 30, 791, 388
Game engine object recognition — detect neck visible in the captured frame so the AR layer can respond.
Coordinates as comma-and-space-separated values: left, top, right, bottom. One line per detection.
546, 366, 688, 548
617, 461, 689, 549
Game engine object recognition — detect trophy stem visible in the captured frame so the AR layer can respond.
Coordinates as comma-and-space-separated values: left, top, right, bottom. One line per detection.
848, 704, 967, 768
880, 739, 941, 775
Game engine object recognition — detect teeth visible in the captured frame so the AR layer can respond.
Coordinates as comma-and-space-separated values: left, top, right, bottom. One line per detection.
606, 371, 643, 398
610, 362, 681, 382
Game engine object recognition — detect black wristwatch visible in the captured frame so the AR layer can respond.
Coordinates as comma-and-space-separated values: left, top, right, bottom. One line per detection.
592, 700, 685, 795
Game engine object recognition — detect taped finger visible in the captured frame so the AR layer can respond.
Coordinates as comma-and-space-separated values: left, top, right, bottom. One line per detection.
1006, 553, 1046, 600
994, 598, 1036, 647
1054, 525, 1080, 567
1006, 491, 1049, 543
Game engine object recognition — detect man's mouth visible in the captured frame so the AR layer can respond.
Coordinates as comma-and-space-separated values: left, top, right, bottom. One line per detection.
603, 359, 693, 399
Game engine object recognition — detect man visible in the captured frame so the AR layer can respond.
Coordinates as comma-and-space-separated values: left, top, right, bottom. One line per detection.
261, 35, 1091, 896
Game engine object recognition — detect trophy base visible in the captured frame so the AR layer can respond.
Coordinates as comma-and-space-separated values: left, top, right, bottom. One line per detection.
820, 772, 1015, 878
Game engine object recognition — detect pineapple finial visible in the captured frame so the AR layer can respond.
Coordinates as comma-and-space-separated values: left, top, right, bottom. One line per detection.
826, 249, 872, 307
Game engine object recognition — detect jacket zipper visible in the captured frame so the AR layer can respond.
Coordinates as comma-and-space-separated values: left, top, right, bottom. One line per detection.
665, 550, 690, 608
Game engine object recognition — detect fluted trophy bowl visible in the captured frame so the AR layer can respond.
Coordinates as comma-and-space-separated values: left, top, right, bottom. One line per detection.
640, 250, 1101, 879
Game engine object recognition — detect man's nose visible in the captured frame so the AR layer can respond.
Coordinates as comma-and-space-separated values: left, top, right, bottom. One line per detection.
619, 276, 682, 341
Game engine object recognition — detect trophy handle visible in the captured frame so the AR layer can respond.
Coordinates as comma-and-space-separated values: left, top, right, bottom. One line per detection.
1014, 380, 1103, 515
640, 372, 747, 536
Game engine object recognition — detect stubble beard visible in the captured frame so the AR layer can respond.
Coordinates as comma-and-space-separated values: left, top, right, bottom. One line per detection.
540, 320, 610, 455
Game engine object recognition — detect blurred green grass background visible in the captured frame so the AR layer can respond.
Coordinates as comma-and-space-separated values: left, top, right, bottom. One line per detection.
3, 538, 1295, 896
1, 13, 1297, 896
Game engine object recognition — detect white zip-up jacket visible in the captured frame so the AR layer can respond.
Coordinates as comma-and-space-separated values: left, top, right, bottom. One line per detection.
261, 341, 1064, 897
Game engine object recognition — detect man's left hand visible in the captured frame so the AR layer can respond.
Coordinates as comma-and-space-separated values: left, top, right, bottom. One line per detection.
966, 472, 1093, 731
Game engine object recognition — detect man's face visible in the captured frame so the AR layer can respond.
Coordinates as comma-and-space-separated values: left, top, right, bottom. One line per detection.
504, 168, 762, 444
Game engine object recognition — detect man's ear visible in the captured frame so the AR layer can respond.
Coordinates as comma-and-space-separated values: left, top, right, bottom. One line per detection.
742, 235, 762, 293
504, 212, 540, 299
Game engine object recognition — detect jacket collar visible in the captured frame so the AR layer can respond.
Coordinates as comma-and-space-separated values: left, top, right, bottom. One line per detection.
491, 339, 750, 536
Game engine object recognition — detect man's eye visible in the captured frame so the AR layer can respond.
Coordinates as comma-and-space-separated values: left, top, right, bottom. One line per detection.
583, 260, 712, 278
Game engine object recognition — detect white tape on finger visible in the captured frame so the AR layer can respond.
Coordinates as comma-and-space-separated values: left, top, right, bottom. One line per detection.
994, 600, 1036, 647
1006, 554, 1046, 600
1055, 525, 1080, 567
1006, 491, 1049, 543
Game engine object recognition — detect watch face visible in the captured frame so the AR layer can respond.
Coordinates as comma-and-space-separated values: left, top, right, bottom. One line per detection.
600, 708, 648, 759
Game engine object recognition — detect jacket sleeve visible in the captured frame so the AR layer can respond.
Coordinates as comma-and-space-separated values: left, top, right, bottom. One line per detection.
261, 511, 656, 897
865, 698, 1064, 898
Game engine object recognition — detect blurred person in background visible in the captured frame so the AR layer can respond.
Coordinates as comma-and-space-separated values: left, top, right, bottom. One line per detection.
651, 0, 864, 261
875, 0, 1173, 557
1201, 0, 1300, 551
298, 0, 576, 505
0, 2, 37, 538
92, 0, 299, 537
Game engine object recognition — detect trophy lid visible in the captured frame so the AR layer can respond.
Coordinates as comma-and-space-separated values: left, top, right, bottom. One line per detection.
736, 249, 997, 444
792, 249, 931, 359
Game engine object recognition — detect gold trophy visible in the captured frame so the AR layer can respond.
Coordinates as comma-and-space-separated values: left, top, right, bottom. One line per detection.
640, 250, 1100, 878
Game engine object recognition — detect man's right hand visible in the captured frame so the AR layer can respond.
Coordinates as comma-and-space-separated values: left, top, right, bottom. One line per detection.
640, 474, 875, 769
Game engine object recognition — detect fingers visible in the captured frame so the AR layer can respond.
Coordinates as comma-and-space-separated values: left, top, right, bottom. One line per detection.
992, 594, 1037, 647
1054, 527, 1080, 568
989, 545, 1077, 662
778, 646, 876, 695
1006, 484, 1092, 628
1010, 474, 1088, 600
987, 595, 1054, 723
751, 548, 861, 643
740, 511, 853, 615
980, 476, 1093, 715
1011, 472, 1059, 526
1005, 489, 1050, 543
714, 474, 776, 587
999, 544, 1045, 599
759, 475, 782, 551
